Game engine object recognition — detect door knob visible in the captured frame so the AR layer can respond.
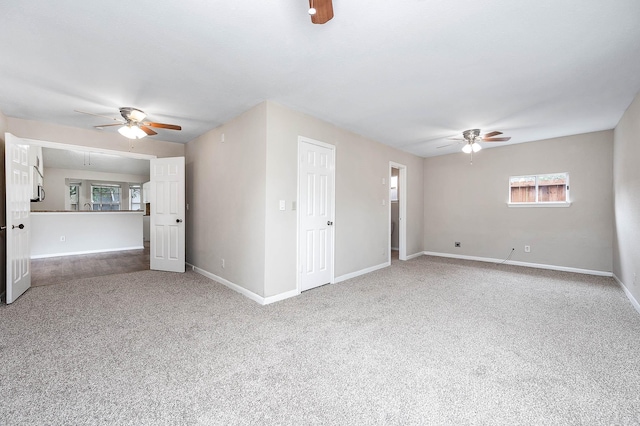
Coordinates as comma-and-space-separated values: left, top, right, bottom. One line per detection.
176, 219, 183, 223
327, 221, 333, 226
12, 224, 25, 229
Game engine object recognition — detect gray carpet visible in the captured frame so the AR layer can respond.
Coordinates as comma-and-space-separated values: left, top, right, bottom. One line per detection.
1, 256, 640, 425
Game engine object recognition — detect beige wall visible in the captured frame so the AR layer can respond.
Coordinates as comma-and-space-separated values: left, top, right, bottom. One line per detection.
424, 131, 614, 273
185, 101, 425, 299
185, 103, 267, 296
613, 91, 640, 304
7, 118, 184, 158
264, 102, 424, 297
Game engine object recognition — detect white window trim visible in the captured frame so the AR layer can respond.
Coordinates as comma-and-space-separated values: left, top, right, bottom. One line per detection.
91, 183, 122, 211
390, 175, 399, 202
129, 183, 143, 211
507, 201, 572, 208
508, 172, 570, 207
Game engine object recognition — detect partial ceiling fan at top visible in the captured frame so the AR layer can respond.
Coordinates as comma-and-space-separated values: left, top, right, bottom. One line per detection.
308, 0, 333, 24
75, 107, 182, 140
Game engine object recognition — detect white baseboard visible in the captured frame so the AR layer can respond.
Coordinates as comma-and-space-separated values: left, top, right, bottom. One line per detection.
186, 263, 299, 305
405, 252, 424, 260
613, 274, 640, 315
31, 246, 144, 259
391, 246, 399, 251
422, 251, 613, 277
334, 261, 390, 284
263, 289, 300, 305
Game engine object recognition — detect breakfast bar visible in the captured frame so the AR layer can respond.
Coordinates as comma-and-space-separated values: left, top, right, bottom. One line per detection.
30, 211, 144, 259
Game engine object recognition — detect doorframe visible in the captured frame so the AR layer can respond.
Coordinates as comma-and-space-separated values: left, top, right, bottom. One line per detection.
296, 136, 336, 294
4, 137, 157, 289
389, 162, 407, 261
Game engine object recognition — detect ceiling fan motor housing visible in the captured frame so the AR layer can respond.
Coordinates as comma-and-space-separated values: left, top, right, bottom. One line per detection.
463, 129, 481, 141
120, 107, 146, 123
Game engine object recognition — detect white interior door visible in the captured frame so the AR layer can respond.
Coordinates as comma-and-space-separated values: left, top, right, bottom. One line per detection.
150, 157, 185, 273
299, 138, 335, 292
5, 133, 31, 304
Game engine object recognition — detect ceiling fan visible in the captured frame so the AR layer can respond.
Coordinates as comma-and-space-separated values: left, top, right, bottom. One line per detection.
75, 107, 182, 140
308, 0, 333, 24
438, 129, 511, 152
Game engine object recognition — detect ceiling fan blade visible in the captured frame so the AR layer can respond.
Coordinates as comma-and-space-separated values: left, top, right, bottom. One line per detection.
446, 137, 464, 141
483, 137, 511, 142
483, 131, 503, 138
94, 123, 122, 128
75, 110, 123, 122
144, 122, 182, 131
310, 0, 334, 24
140, 125, 158, 136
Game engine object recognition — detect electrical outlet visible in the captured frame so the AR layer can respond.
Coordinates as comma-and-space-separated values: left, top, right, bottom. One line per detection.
524, 245, 531, 253
221, 259, 225, 268
455, 242, 461, 248
60, 236, 65, 242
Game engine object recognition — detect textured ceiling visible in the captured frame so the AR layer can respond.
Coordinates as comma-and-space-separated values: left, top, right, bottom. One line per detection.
1, 1, 639, 157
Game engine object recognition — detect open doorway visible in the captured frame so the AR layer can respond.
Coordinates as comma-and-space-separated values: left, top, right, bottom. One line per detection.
21, 139, 154, 288
6, 134, 186, 304
389, 162, 407, 262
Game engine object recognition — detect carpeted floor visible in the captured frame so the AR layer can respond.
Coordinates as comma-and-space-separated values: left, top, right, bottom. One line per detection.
1, 256, 639, 425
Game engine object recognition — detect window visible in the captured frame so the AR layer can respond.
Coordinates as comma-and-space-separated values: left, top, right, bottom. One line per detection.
91, 184, 121, 211
390, 175, 399, 202
68, 183, 80, 211
130, 184, 142, 211
509, 173, 570, 206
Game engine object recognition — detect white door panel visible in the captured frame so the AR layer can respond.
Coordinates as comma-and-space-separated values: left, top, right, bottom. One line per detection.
5, 133, 31, 304
299, 139, 335, 292
150, 157, 185, 273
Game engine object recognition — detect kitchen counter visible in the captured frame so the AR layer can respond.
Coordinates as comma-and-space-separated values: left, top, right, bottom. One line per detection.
31, 211, 144, 258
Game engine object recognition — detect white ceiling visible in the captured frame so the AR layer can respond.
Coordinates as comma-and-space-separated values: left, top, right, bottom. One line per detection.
1, 1, 639, 157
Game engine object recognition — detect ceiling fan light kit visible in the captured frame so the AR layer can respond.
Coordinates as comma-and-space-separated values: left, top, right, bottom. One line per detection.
118, 124, 147, 140
458, 128, 510, 154
462, 142, 481, 154
76, 107, 182, 140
